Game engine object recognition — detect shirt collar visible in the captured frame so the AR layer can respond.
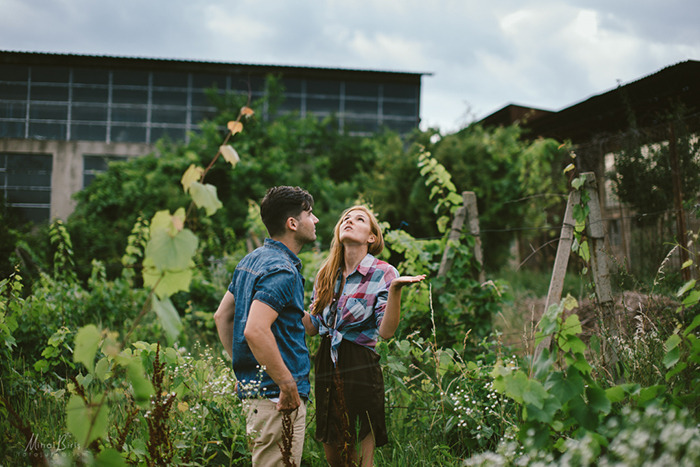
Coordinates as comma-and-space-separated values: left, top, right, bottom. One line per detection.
354, 253, 377, 277
264, 238, 302, 271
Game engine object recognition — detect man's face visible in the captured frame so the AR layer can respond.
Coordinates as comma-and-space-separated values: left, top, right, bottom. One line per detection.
294, 209, 318, 244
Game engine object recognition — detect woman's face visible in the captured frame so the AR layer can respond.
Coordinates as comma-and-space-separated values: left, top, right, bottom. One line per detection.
338, 209, 376, 247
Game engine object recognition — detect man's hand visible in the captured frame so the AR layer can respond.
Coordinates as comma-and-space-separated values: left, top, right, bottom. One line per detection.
277, 380, 301, 412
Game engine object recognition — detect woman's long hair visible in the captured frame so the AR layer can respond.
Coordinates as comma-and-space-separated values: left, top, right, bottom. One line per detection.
311, 205, 384, 316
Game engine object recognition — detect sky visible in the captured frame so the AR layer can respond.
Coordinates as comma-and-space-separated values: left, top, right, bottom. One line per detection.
2, 0, 699, 133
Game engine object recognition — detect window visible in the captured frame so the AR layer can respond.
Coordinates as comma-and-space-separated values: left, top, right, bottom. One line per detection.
383, 101, 417, 116
346, 81, 378, 98
307, 96, 340, 114
83, 154, 127, 187
345, 99, 377, 114
0, 152, 52, 222
72, 124, 107, 142
383, 83, 417, 100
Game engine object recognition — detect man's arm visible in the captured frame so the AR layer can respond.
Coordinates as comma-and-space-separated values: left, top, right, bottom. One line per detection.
244, 300, 301, 412
214, 291, 236, 359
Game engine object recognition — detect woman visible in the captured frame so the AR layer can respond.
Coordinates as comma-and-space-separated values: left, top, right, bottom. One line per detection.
303, 205, 425, 466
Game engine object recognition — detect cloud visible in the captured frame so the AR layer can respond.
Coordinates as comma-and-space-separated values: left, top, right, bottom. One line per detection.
0, 0, 698, 132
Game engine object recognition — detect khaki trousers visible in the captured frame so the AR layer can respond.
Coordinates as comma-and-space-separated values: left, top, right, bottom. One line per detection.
242, 398, 306, 466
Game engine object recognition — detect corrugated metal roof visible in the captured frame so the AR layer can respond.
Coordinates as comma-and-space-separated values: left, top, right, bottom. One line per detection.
0, 49, 433, 77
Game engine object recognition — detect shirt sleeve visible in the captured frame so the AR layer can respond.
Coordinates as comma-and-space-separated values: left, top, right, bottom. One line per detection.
253, 267, 296, 313
308, 289, 320, 330
374, 264, 399, 327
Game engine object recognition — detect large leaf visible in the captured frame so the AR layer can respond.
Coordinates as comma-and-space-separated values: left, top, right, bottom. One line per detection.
66, 394, 109, 447
180, 164, 203, 192
145, 209, 198, 271
189, 181, 223, 216
126, 359, 155, 403
152, 295, 183, 344
142, 257, 193, 299
74, 324, 101, 374
95, 448, 128, 467
587, 385, 611, 414
220, 144, 240, 167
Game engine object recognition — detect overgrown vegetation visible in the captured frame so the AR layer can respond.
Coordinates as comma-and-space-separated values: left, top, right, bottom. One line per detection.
1, 90, 698, 466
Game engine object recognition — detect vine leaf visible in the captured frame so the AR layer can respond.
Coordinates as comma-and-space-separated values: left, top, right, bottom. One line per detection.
142, 257, 194, 298
190, 181, 223, 216
74, 324, 101, 374
152, 295, 184, 345
181, 164, 204, 192
220, 144, 240, 167
66, 394, 109, 447
227, 121, 243, 134
145, 209, 198, 271
126, 358, 155, 402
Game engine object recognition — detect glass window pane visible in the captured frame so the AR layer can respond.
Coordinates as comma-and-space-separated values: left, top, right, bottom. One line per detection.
6, 153, 52, 171
383, 84, 417, 99
30, 84, 69, 101
152, 89, 187, 106
83, 154, 127, 186
190, 107, 217, 123
71, 124, 107, 141
191, 90, 219, 107
113, 70, 148, 86
112, 88, 148, 105
307, 80, 340, 96
230, 75, 265, 93
346, 81, 378, 98
382, 119, 416, 134
72, 86, 108, 103
29, 103, 68, 120
192, 73, 227, 89
72, 104, 108, 121
28, 122, 67, 140
73, 68, 109, 85
278, 96, 301, 113
344, 117, 378, 133
6, 188, 51, 204
0, 121, 25, 137
151, 107, 187, 124
31, 66, 69, 83
307, 96, 339, 113
112, 106, 147, 123
0, 83, 28, 100
13, 206, 50, 223
0, 64, 29, 81
281, 78, 302, 94
151, 126, 185, 142
0, 101, 27, 119
152, 71, 188, 88
345, 99, 377, 114
111, 125, 146, 143
383, 101, 417, 116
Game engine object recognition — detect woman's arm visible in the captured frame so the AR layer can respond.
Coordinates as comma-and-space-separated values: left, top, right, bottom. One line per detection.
378, 275, 426, 339
302, 311, 319, 336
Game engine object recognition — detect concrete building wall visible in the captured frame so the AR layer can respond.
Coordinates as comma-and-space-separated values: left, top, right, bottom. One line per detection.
0, 138, 153, 220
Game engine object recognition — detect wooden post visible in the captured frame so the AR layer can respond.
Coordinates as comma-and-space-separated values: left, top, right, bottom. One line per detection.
438, 191, 484, 281
583, 172, 620, 379
669, 123, 691, 281
534, 189, 578, 358
583, 172, 613, 306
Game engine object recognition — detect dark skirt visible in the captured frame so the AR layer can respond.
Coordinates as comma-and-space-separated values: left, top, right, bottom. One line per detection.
314, 336, 388, 447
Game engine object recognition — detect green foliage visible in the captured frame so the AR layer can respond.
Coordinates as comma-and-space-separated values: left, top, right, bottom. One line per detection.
431, 123, 570, 270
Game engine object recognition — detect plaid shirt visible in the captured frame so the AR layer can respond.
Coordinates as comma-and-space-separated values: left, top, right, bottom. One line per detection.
310, 253, 399, 364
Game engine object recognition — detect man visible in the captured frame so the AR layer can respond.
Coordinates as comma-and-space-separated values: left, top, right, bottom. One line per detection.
214, 186, 318, 466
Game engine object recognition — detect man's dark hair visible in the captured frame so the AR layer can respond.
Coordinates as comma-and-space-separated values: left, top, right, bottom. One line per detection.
260, 186, 314, 237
